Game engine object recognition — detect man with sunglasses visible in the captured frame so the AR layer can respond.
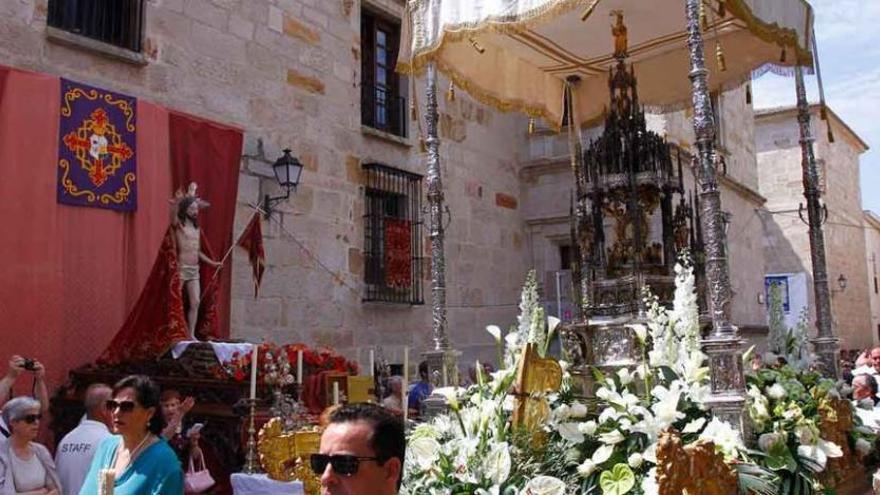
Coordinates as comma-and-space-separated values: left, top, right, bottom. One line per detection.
313, 403, 405, 495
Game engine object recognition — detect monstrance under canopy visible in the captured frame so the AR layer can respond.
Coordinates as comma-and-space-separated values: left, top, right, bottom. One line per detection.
399, 0, 832, 428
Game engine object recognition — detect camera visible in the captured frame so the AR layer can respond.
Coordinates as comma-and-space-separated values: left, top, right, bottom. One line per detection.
22, 358, 37, 371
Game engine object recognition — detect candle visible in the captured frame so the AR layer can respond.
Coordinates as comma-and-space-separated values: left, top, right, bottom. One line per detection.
297, 349, 304, 385
249, 344, 259, 400
403, 347, 409, 383
333, 381, 340, 405
369, 349, 375, 377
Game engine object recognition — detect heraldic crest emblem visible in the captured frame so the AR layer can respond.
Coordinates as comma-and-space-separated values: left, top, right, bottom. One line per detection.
57, 78, 137, 211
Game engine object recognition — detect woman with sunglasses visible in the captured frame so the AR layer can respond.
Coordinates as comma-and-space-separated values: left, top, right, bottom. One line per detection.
79, 375, 183, 494
0, 396, 61, 495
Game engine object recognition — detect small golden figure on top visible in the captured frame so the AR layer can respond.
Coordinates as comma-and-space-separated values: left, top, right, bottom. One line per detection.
611, 10, 628, 59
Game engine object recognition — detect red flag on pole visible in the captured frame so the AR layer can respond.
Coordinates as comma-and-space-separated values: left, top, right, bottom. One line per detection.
237, 212, 265, 297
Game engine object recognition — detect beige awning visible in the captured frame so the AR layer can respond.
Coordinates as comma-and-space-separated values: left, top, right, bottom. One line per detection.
399, 0, 815, 128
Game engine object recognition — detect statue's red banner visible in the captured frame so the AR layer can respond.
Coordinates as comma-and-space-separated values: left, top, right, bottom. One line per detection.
57, 78, 137, 211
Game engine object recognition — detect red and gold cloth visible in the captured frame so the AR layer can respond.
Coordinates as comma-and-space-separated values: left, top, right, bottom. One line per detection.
384, 218, 412, 288
97, 227, 189, 365
237, 212, 265, 297
0, 65, 241, 391
57, 78, 137, 211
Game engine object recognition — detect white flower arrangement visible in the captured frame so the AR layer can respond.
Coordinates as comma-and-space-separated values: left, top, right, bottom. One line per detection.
402, 259, 783, 494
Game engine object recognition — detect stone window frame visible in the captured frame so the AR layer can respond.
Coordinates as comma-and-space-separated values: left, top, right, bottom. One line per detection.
362, 163, 425, 305
46, 0, 148, 65
360, 6, 407, 139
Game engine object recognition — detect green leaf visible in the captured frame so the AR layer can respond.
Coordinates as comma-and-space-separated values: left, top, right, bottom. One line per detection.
598, 464, 635, 495
765, 441, 797, 472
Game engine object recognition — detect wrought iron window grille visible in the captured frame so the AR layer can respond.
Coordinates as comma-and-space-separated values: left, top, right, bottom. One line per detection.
362, 163, 424, 304
48, 0, 145, 53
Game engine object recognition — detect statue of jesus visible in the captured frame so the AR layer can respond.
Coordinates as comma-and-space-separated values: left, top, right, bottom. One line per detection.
172, 183, 222, 339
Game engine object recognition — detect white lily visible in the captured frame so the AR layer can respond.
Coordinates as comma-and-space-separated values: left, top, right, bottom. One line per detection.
486, 325, 502, 343
598, 429, 625, 445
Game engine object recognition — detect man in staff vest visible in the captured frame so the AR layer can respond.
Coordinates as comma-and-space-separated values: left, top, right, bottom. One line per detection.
54, 383, 113, 495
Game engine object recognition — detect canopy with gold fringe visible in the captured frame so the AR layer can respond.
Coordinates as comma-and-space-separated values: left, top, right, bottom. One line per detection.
399, 0, 817, 128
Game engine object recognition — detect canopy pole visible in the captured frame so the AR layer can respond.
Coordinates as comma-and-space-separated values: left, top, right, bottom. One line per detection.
421, 62, 459, 390
684, 0, 745, 432
795, 66, 839, 378
564, 78, 591, 318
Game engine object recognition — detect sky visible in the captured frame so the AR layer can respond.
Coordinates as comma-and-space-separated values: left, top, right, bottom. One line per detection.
751, 0, 880, 214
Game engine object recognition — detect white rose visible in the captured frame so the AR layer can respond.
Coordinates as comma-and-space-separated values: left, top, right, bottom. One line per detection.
578, 420, 598, 436
766, 383, 786, 400
522, 475, 567, 495
627, 452, 644, 468
576, 459, 596, 478
407, 436, 441, 469
856, 438, 873, 456
570, 402, 588, 418
795, 425, 816, 445
556, 422, 585, 444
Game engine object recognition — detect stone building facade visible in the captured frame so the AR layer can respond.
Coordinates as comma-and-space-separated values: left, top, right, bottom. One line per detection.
864, 211, 880, 347
756, 105, 872, 350
0, 0, 531, 372
5, 0, 870, 374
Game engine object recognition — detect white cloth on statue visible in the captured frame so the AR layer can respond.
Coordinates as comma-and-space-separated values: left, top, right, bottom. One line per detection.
853, 365, 876, 376
171, 341, 256, 364
54, 419, 111, 495
230, 473, 304, 495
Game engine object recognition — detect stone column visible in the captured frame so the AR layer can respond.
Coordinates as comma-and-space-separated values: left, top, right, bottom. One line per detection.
423, 63, 459, 390
795, 66, 839, 377
684, 0, 745, 431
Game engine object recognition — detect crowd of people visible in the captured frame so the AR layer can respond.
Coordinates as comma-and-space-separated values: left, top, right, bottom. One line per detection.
0, 357, 207, 494
0, 355, 408, 495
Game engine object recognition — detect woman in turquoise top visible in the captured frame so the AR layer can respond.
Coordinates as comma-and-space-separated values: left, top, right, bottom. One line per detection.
79, 375, 183, 495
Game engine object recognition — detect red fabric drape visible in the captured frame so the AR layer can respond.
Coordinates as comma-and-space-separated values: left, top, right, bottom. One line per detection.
0, 66, 170, 389
168, 112, 242, 339
98, 227, 189, 365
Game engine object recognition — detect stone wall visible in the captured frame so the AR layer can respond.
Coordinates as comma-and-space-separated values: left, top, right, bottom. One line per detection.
863, 212, 880, 347
756, 107, 873, 350
0, 0, 530, 371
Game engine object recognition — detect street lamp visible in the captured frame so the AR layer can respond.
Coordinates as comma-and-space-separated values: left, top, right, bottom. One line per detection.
263, 149, 303, 219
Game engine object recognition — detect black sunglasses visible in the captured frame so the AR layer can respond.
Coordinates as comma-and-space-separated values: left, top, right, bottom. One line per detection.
310, 454, 383, 476
105, 399, 137, 413
18, 414, 41, 424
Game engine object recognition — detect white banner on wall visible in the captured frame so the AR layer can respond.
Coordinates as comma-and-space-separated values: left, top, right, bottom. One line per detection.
764, 272, 809, 330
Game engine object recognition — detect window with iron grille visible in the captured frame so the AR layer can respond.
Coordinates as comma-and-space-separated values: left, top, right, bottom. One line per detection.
361, 8, 407, 138
48, 0, 145, 53
363, 164, 424, 304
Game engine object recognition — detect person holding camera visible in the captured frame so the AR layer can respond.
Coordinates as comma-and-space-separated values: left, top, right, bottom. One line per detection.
0, 356, 49, 439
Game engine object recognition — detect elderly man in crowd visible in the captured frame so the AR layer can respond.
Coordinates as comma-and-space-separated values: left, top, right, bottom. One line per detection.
54, 383, 113, 495
853, 373, 880, 432
313, 403, 405, 495
853, 347, 880, 376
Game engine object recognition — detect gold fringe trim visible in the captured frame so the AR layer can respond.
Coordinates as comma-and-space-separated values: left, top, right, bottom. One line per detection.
399, 0, 815, 129
398, 0, 596, 75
